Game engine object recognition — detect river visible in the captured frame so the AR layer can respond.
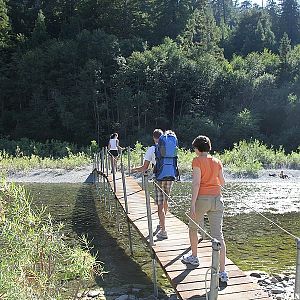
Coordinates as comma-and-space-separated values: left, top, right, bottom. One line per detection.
24, 177, 300, 292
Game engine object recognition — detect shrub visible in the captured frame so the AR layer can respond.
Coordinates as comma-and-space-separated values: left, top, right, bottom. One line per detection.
0, 180, 103, 299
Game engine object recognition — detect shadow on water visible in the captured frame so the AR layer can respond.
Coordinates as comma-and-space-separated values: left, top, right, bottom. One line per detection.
71, 178, 153, 289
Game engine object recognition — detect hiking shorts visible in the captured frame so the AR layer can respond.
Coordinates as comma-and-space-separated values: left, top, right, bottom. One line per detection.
154, 180, 174, 205
189, 195, 224, 242
109, 150, 119, 157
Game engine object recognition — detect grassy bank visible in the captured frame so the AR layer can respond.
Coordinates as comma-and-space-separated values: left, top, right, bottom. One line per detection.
0, 179, 103, 299
0, 138, 95, 175
0, 150, 91, 174
1, 138, 300, 177
126, 140, 300, 177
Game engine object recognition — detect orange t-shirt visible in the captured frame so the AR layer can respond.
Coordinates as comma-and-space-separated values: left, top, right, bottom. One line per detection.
192, 155, 222, 196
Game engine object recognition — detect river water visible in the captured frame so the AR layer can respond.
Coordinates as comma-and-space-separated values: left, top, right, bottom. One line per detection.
24, 177, 300, 292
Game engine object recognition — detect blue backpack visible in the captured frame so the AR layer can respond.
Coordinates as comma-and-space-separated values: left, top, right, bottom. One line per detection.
154, 132, 180, 181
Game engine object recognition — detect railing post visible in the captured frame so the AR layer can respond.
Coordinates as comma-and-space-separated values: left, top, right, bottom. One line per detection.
127, 146, 131, 176
96, 152, 99, 171
101, 148, 105, 174
144, 173, 158, 298
209, 238, 220, 300
112, 157, 117, 194
295, 238, 300, 300
105, 147, 109, 177
141, 153, 144, 189
105, 147, 112, 215
121, 153, 133, 255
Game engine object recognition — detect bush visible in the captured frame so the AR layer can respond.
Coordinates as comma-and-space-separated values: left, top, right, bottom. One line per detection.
0, 180, 103, 299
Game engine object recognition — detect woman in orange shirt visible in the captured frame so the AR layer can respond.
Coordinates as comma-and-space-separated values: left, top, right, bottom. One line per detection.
182, 135, 228, 282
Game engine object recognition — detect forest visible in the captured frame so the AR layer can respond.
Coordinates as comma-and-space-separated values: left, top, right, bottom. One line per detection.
0, 0, 300, 152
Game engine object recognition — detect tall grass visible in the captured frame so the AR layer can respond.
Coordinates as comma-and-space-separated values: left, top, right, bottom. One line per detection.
125, 140, 300, 177
0, 179, 103, 299
218, 140, 300, 176
0, 150, 91, 174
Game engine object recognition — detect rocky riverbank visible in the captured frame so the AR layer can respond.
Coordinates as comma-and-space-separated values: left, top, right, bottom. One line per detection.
74, 271, 297, 300
245, 271, 296, 300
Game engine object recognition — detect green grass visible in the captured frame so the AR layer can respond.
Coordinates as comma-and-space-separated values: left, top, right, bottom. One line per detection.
124, 140, 300, 177
0, 150, 91, 175
1, 139, 300, 177
0, 179, 103, 299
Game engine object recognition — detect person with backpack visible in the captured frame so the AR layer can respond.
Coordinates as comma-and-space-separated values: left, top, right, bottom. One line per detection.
132, 129, 179, 239
181, 135, 228, 283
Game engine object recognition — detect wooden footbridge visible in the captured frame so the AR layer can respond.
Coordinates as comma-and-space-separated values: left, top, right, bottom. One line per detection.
92, 151, 299, 300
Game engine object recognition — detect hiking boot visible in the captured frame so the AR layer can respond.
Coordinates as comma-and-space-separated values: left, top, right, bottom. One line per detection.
156, 229, 168, 239
181, 254, 199, 266
219, 271, 229, 282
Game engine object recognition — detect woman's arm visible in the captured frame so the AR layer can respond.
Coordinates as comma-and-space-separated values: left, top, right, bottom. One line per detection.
218, 166, 225, 187
190, 167, 201, 218
131, 160, 150, 173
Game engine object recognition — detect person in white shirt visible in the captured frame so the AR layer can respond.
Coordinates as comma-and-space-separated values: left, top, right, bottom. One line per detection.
108, 133, 121, 172
132, 128, 173, 239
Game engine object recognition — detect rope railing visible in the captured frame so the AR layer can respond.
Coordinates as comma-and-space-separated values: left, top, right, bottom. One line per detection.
152, 180, 214, 240
94, 148, 300, 300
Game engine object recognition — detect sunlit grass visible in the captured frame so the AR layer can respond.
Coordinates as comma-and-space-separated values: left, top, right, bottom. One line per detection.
0, 179, 103, 299
0, 150, 91, 175
124, 140, 300, 177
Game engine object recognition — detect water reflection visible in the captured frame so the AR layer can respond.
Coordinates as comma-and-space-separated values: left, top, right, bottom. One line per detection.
25, 183, 154, 291
25, 179, 300, 278
166, 181, 300, 273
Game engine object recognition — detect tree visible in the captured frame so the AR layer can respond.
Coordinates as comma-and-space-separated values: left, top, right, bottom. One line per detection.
279, 32, 291, 65
279, 0, 300, 44
266, 0, 280, 39
178, 6, 222, 56
31, 10, 48, 46
0, 0, 10, 48
230, 9, 275, 55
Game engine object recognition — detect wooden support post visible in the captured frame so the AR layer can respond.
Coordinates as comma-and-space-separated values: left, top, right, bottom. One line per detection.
295, 238, 300, 300
121, 153, 133, 255
144, 173, 158, 297
127, 146, 131, 176
209, 238, 220, 300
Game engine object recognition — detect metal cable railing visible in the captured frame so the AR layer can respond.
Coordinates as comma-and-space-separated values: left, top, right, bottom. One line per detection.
94, 148, 300, 300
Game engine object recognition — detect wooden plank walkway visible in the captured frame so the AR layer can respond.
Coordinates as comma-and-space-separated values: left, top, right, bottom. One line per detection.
101, 171, 271, 300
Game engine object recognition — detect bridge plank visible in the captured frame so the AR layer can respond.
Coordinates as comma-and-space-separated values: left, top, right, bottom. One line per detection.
100, 171, 271, 300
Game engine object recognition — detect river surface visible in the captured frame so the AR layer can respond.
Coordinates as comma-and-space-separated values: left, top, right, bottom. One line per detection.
24, 178, 300, 292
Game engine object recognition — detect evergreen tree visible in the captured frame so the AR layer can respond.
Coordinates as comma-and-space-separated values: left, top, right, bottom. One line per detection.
279, 0, 300, 44
178, 6, 222, 56
31, 9, 48, 46
266, 0, 280, 39
0, 0, 10, 48
279, 32, 291, 65
230, 9, 275, 55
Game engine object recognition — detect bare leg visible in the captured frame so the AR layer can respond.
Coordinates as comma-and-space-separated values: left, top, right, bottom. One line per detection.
163, 200, 168, 215
157, 204, 165, 231
189, 229, 199, 257
219, 240, 227, 272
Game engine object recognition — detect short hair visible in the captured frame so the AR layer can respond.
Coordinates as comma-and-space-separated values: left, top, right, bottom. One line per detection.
110, 133, 118, 139
165, 130, 176, 137
192, 135, 212, 152
153, 129, 163, 139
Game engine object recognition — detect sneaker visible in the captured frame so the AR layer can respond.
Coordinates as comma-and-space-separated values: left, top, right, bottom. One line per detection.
156, 230, 168, 239
181, 254, 199, 266
219, 271, 229, 282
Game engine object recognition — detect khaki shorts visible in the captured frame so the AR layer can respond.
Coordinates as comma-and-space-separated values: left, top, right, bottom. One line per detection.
189, 195, 224, 241
154, 180, 174, 205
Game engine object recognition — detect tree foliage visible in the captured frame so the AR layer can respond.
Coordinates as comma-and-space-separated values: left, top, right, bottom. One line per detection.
0, 0, 300, 151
